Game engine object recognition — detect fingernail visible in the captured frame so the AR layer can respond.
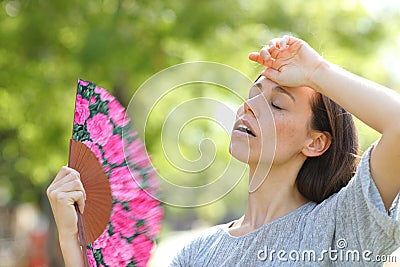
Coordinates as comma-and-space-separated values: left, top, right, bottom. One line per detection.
280, 42, 286, 50
284, 36, 290, 43
261, 49, 270, 61
269, 41, 274, 48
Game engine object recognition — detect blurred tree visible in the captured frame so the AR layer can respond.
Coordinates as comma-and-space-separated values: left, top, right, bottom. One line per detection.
1, 0, 399, 233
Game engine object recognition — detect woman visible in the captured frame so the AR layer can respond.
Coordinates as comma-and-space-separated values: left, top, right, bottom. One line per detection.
47, 36, 400, 266
168, 36, 400, 266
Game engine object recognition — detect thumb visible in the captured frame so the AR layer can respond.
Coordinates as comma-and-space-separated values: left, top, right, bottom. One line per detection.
261, 68, 281, 83
70, 191, 85, 214
77, 198, 85, 214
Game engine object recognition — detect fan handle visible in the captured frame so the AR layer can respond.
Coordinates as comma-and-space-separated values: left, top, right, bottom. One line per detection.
75, 203, 90, 267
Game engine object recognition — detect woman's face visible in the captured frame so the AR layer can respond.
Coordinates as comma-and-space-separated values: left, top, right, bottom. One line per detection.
229, 76, 316, 167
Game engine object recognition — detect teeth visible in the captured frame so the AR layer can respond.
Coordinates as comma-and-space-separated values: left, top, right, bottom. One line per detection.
237, 124, 255, 137
237, 125, 249, 132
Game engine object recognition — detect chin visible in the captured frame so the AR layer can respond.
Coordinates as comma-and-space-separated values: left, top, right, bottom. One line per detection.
229, 138, 275, 166
229, 140, 251, 164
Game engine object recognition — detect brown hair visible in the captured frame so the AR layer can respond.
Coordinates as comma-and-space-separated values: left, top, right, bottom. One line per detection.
296, 93, 359, 203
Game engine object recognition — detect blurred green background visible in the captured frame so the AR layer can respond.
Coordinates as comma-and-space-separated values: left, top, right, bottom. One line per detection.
1, 0, 400, 265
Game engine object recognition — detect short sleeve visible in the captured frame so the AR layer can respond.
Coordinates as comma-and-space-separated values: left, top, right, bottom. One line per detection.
168, 226, 222, 267
169, 245, 189, 267
168, 232, 203, 267
335, 143, 400, 256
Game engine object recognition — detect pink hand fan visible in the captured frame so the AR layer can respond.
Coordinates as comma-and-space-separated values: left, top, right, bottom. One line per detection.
69, 79, 163, 267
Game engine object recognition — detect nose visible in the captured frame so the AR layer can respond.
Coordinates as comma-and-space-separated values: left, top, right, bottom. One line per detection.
243, 100, 256, 117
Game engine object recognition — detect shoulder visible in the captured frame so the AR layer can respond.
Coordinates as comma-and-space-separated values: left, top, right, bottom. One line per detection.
313, 143, 400, 253
169, 224, 227, 266
185, 224, 227, 248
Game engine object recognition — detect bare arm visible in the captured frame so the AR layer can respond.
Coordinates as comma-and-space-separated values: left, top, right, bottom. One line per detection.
59, 237, 85, 267
250, 36, 400, 210
309, 60, 400, 210
47, 166, 85, 267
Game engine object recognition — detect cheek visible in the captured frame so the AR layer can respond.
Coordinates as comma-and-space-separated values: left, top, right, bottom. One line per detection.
276, 119, 298, 142
273, 115, 308, 160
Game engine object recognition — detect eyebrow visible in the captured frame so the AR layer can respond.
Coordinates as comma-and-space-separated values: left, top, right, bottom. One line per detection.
273, 86, 296, 102
254, 81, 296, 102
255, 82, 262, 90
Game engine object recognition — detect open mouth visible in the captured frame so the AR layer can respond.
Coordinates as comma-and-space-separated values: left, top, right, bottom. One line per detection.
236, 124, 256, 137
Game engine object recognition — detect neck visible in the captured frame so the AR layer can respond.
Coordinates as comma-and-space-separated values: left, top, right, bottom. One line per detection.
230, 157, 309, 234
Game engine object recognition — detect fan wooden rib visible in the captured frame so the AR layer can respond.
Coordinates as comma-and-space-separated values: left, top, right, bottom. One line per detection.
68, 139, 112, 244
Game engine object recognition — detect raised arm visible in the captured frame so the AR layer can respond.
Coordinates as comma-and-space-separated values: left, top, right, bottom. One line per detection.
47, 166, 85, 267
249, 36, 400, 210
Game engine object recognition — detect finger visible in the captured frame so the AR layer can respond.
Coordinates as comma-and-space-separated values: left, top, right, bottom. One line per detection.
48, 172, 86, 200
50, 171, 81, 191
248, 52, 260, 62
57, 191, 86, 214
248, 52, 266, 65
283, 35, 300, 46
267, 40, 281, 59
268, 38, 279, 49
283, 35, 290, 44
53, 166, 71, 182
261, 68, 281, 83
56, 179, 86, 197
48, 170, 77, 198
260, 46, 271, 61
288, 40, 303, 53
54, 166, 80, 182
65, 177, 86, 201
279, 37, 288, 51
74, 191, 85, 214
282, 35, 303, 53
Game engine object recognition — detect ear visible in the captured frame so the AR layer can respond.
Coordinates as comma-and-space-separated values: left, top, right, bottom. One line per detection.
302, 131, 332, 157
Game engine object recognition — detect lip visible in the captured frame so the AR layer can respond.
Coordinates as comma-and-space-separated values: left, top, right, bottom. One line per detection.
233, 118, 257, 137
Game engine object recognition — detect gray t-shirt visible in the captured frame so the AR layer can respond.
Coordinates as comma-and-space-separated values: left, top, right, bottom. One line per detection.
169, 144, 400, 266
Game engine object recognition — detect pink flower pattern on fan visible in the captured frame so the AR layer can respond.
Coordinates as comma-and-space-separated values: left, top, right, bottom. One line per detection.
73, 79, 163, 267
130, 235, 154, 266
101, 233, 133, 266
90, 96, 97, 105
128, 190, 163, 238
126, 139, 152, 169
80, 80, 90, 86
110, 203, 137, 237
95, 85, 114, 102
86, 113, 113, 146
109, 166, 139, 202
74, 94, 90, 124
103, 135, 125, 165
109, 99, 129, 127
91, 229, 109, 250
86, 248, 96, 267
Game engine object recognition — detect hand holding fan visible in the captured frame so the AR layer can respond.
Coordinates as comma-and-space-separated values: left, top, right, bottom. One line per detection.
68, 139, 112, 267
69, 79, 163, 267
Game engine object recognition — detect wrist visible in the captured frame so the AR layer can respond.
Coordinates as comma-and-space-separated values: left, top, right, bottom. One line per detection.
307, 57, 330, 93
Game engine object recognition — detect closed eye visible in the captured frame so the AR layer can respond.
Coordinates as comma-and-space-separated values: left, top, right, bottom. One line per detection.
271, 102, 283, 110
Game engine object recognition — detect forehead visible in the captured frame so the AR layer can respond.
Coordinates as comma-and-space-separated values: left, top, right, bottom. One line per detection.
255, 76, 315, 101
